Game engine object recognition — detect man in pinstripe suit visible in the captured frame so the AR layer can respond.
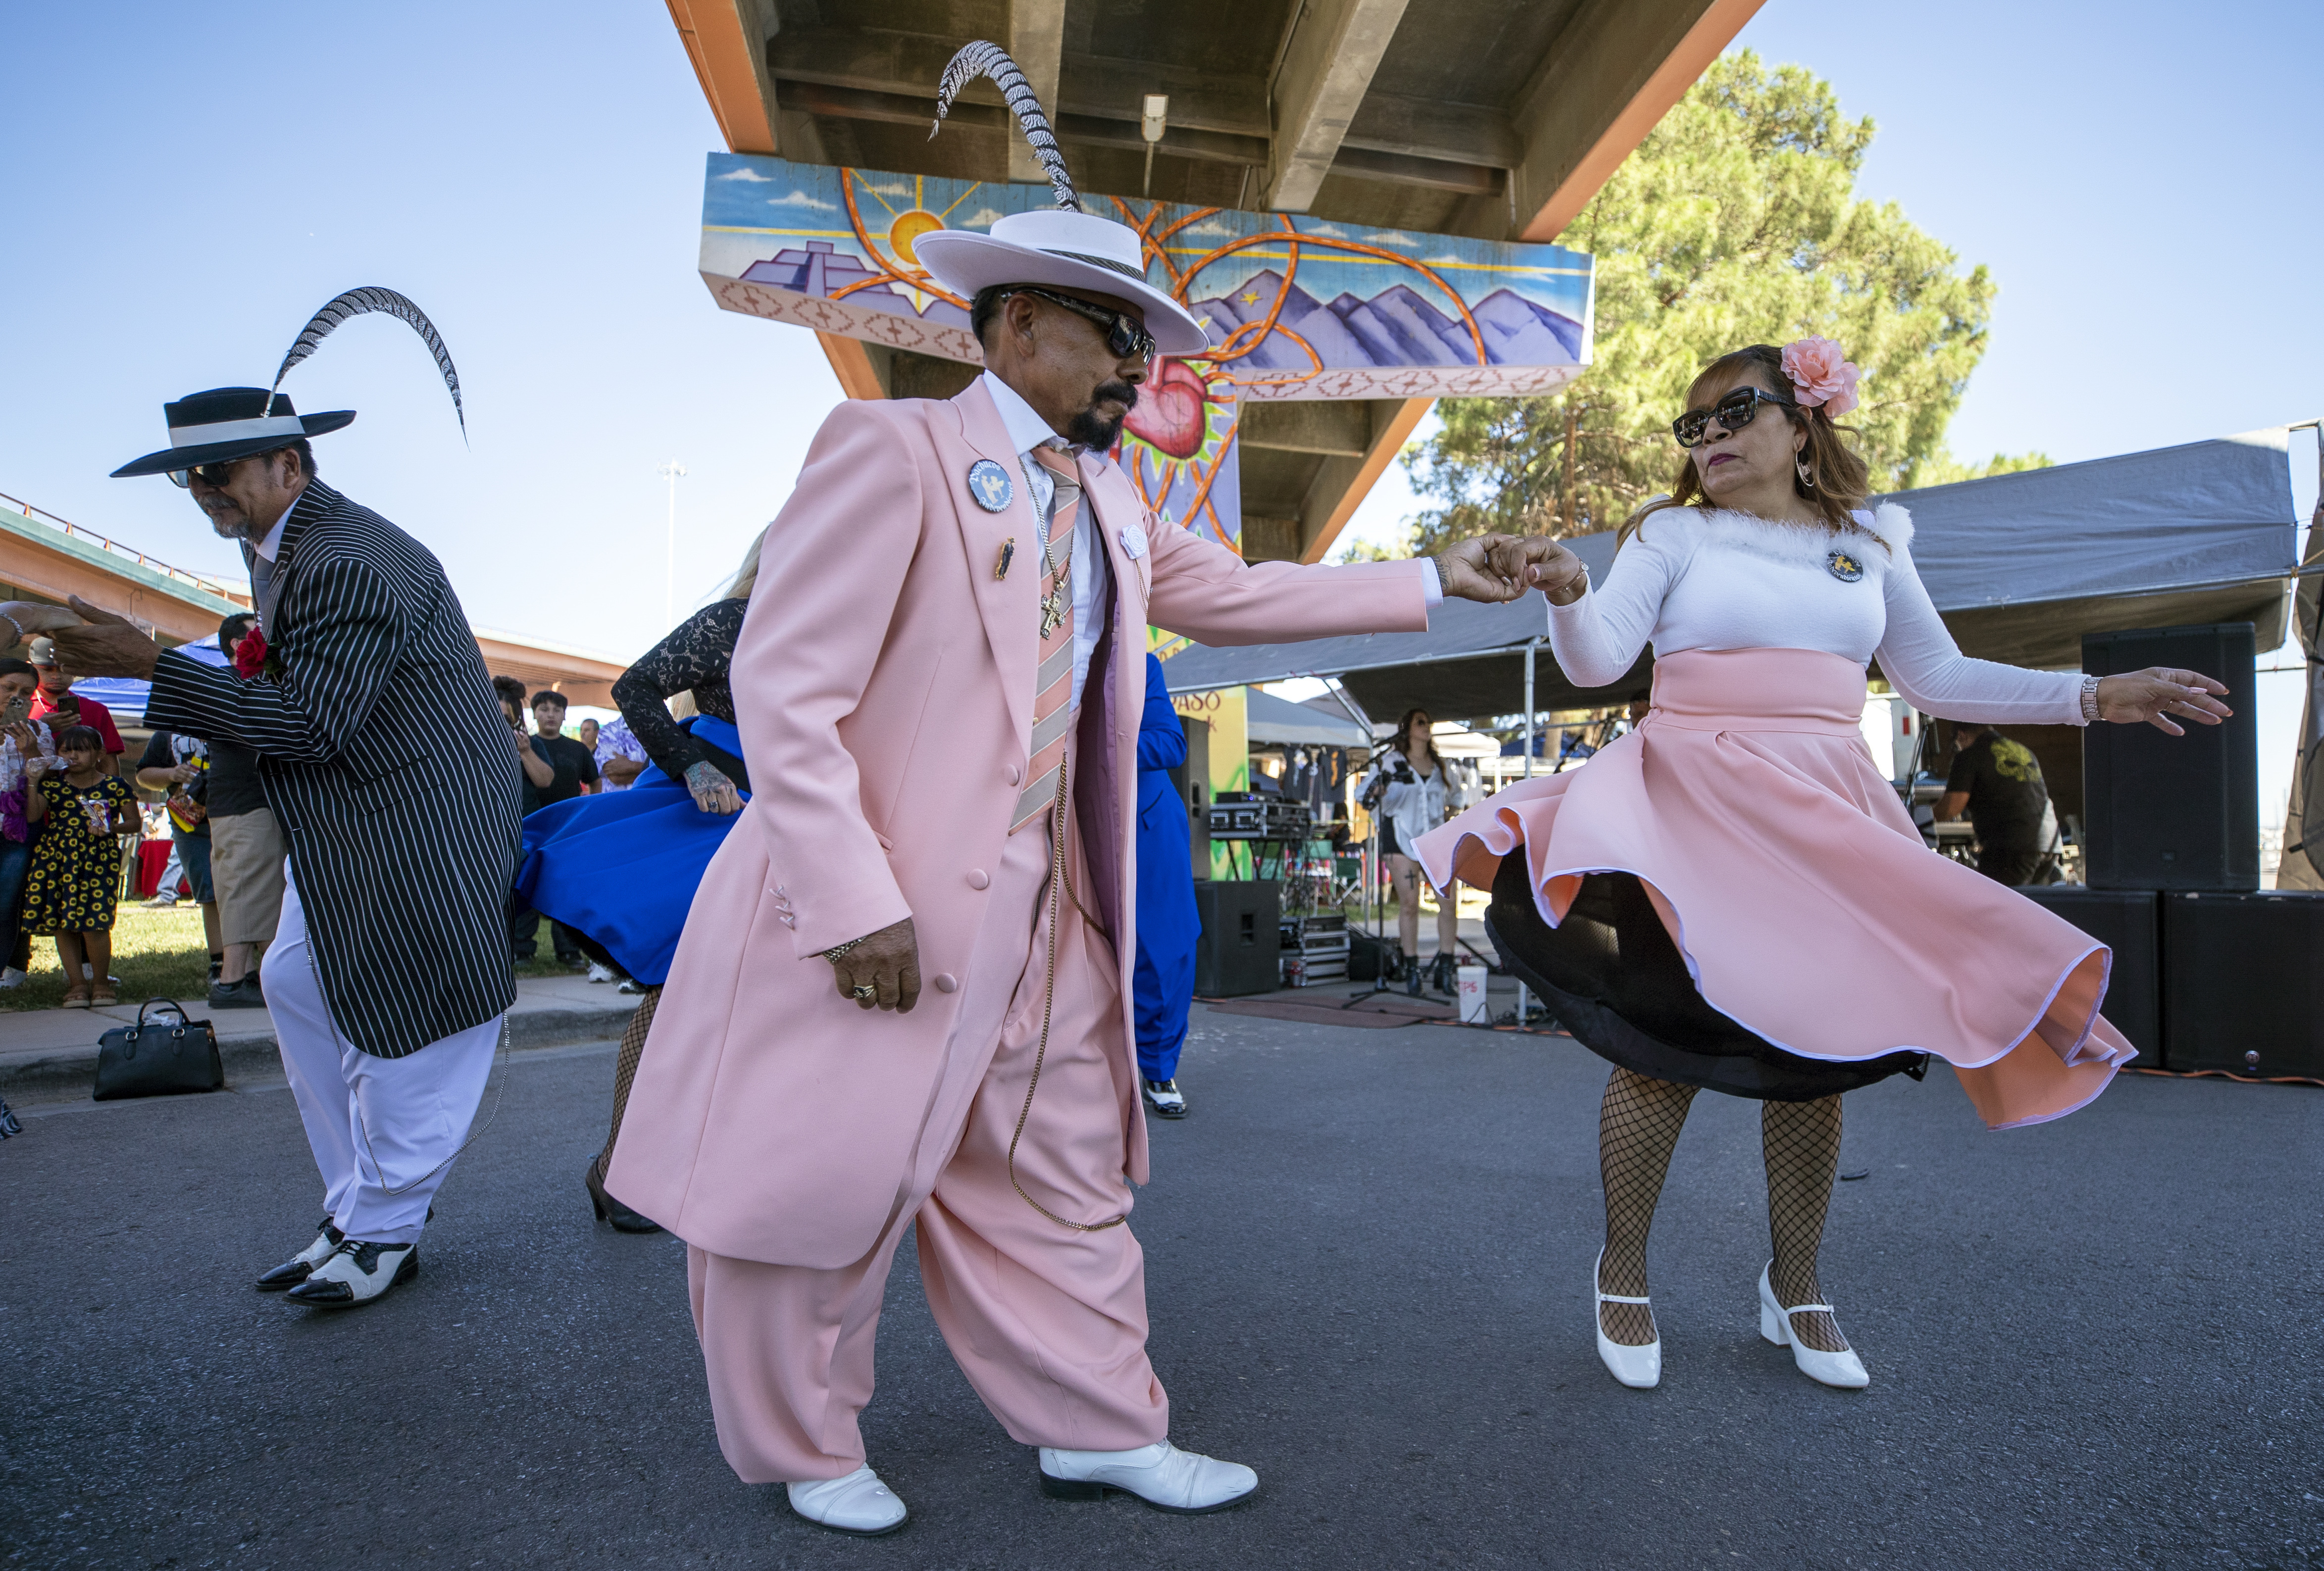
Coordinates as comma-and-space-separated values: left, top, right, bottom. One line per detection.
64, 385, 522, 1309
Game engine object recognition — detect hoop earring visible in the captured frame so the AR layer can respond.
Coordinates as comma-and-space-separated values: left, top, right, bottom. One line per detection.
1795, 456, 1817, 491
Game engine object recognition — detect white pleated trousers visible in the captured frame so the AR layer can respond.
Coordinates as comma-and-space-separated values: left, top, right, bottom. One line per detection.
262, 870, 501, 1245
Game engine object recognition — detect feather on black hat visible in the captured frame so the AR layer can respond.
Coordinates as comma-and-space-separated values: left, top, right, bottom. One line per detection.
112, 287, 466, 478
271, 287, 464, 440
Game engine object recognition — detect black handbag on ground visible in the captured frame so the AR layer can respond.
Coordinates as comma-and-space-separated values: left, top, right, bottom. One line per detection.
93, 999, 223, 1101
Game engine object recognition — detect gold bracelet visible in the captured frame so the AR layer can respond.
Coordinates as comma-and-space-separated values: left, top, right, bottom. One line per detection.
822, 937, 864, 962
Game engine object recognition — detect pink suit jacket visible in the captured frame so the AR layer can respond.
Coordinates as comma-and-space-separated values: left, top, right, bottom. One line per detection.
608, 379, 1430, 1268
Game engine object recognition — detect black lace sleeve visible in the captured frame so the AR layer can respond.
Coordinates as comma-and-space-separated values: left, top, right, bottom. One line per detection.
611, 598, 749, 782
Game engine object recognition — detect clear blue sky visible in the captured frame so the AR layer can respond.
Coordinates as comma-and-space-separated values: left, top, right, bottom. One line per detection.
1, 2, 2316, 817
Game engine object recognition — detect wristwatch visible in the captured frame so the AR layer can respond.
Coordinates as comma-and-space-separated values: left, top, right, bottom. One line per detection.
2078, 674, 2101, 724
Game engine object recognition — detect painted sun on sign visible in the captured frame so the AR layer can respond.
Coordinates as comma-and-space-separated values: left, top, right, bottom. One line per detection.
698, 154, 1593, 552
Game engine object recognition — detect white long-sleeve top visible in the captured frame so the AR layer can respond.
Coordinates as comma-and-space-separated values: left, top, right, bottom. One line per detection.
1548, 504, 2088, 726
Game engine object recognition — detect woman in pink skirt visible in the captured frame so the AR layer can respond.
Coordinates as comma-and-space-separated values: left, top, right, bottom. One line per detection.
1416, 338, 2229, 1392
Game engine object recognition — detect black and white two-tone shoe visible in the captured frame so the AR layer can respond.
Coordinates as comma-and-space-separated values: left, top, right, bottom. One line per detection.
282, 1239, 419, 1309
1141, 1079, 1188, 1119
255, 1220, 345, 1291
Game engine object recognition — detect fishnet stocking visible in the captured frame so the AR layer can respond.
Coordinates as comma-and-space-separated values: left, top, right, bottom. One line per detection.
595, 985, 661, 1173
1596, 1067, 1698, 1345
1762, 1094, 1847, 1353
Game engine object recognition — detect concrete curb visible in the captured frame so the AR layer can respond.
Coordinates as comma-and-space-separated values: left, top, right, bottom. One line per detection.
0, 1001, 639, 1105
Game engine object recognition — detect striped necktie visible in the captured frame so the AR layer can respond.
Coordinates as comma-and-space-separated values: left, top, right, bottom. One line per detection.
1010, 445, 1081, 833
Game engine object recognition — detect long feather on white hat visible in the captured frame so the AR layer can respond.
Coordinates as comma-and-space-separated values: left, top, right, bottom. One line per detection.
930, 41, 1082, 213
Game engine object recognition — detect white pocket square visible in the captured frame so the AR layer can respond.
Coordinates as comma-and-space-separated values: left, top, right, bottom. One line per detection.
1119, 524, 1149, 560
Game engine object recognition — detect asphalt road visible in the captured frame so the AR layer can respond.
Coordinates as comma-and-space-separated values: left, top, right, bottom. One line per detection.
5, 1006, 2322, 1570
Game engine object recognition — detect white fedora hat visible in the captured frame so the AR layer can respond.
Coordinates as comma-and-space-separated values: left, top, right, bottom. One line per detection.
915, 210, 1209, 357
919, 42, 1210, 358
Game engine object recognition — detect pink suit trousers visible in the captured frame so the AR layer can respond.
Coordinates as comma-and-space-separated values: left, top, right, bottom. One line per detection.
687, 791, 1166, 1483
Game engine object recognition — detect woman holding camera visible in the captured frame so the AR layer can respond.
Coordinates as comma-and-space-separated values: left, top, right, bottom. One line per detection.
1360, 708, 1462, 996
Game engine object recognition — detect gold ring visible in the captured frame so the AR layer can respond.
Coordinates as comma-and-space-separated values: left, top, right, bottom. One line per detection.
851, 983, 877, 1000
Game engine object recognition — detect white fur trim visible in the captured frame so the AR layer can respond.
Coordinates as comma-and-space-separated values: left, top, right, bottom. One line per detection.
1864, 502, 1915, 555
1690, 508, 1889, 578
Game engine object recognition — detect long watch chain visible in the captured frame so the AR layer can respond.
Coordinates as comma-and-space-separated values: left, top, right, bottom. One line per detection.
1003, 747, 1127, 1232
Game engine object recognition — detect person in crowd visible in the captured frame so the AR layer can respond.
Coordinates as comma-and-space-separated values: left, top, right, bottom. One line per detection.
0, 658, 57, 991
67, 324, 519, 1311
508, 690, 597, 970
204, 612, 284, 1009
577, 716, 599, 750
604, 54, 1543, 1535
1133, 650, 1198, 1119
26, 638, 124, 775
1418, 337, 2228, 1395
22, 724, 135, 1007
516, 535, 762, 1231
1938, 720, 2052, 885
136, 726, 219, 975
492, 674, 550, 803
1360, 708, 1462, 997
592, 712, 650, 791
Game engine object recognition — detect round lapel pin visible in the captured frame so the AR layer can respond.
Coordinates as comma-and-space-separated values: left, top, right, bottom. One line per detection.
967, 459, 1014, 513
1826, 548, 1864, 583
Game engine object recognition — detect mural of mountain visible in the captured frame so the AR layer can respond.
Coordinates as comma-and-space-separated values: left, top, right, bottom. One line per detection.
738, 242, 973, 331
1191, 271, 1580, 372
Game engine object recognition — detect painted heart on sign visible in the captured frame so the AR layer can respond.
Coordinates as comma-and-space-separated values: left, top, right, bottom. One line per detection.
1121, 358, 1213, 460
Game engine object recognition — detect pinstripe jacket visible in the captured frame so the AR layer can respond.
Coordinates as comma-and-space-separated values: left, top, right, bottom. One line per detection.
144, 480, 520, 1058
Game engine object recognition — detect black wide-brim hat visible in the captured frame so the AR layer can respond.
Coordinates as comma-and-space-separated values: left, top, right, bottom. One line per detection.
110, 387, 354, 478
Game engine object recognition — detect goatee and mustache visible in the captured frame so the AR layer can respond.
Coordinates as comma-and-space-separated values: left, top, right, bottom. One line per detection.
1065, 380, 1140, 451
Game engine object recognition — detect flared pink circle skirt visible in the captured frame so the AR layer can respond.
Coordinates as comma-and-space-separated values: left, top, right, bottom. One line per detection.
1414, 647, 2134, 1129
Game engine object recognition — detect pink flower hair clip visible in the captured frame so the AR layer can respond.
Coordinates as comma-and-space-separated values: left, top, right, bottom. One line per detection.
1780, 336, 1861, 419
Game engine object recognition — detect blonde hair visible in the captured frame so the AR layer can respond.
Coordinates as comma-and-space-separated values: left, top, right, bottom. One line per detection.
1620, 344, 1874, 550
724, 529, 766, 601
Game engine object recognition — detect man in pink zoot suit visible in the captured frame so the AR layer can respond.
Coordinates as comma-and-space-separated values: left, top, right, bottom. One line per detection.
606, 198, 1543, 1535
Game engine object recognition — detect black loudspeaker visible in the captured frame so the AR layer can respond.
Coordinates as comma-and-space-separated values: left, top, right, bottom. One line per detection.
2162, 891, 2324, 1077
2013, 886, 2161, 1067
2082, 623, 2258, 891
1194, 880, 1280, 997
1347, 927, 1399, 982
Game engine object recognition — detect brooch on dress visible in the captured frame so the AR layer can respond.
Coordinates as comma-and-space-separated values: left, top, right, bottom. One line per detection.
1825, 549, 1865, 583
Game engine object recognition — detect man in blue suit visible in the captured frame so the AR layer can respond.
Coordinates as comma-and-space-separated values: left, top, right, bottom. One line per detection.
1135, 651, 1200, 1118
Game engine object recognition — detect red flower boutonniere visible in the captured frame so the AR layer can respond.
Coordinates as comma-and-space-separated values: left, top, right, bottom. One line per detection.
233, 626, 285, 682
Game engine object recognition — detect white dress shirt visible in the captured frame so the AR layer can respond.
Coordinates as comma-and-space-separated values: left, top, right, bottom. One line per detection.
977, 371, 1441, 712
253, 503, 292, 562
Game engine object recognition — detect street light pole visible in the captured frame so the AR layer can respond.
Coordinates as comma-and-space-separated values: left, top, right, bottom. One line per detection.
656, 461, 687, 627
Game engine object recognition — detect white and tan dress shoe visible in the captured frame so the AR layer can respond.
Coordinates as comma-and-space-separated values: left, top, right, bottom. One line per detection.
1039, 1441, 1257, 1514
786, 1466, 907, 1536
1758, 1263, 1870, 1389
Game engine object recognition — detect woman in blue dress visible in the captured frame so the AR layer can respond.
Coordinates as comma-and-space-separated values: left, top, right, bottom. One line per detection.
516, 539, 760, 1232
1134, 651, 1200, 1118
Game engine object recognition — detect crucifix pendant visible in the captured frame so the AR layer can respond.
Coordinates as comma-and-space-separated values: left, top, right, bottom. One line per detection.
1039, 585, 1067, 640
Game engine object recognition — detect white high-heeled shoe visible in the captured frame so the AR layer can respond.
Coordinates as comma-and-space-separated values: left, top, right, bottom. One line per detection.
1757, 1264, 1869, 1389
1593, 1248, 1661, 1389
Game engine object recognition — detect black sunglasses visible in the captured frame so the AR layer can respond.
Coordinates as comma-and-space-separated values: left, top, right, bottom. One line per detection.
1004, 287, 1158, 363
167, 449, 293, 489
1672, 387, 1795, 448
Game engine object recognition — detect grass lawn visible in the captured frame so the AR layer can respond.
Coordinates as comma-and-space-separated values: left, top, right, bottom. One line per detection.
0, 901, 584, 1013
